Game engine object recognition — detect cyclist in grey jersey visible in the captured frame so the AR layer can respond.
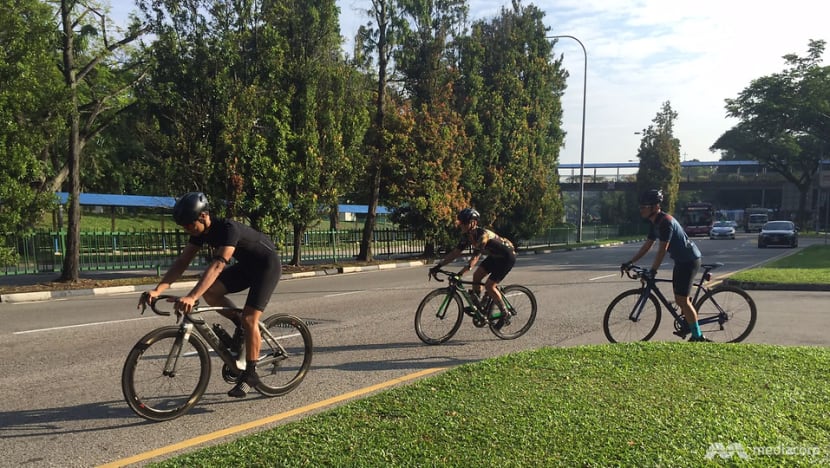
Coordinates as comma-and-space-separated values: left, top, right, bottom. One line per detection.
139, 192, 282, 397
623, 189, 710, 342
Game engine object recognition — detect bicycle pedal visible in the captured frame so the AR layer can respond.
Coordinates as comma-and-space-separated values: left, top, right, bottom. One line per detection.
672, 330, 688, 338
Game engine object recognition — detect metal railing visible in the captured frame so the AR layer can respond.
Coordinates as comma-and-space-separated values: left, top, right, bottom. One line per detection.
1, 224, 641, 276
517, 224, 645, 248
1, 228, 427, 276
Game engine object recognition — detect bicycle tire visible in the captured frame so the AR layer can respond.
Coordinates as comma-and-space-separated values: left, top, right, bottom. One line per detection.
255, 314, 313, 397
603, 289, 662, 343
693, 285, 757, 343
415, 289, 464, 345
490, 285, 537, 340
121, 325, 211, 422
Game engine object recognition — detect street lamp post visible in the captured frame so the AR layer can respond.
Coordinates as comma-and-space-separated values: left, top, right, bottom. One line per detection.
549, 34, 587, 243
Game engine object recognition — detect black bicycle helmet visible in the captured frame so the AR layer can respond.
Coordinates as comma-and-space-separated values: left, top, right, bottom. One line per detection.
639, 189, 664, 205
173, 192, 210, 225
457, 208, 480, 224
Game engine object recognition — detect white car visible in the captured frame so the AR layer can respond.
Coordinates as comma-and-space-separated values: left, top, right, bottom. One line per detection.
709, 221, 736, 239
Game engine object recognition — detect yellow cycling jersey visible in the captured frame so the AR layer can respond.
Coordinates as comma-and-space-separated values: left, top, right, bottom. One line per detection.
455, 227, 515, 258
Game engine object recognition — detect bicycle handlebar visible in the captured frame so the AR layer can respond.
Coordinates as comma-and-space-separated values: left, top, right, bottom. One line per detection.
140, 293, 199, 317
428, 268, 461, 283
620, 264, 654, 281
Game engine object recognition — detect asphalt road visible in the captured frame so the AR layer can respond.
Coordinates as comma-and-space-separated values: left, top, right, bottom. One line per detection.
0, 235, 826, 467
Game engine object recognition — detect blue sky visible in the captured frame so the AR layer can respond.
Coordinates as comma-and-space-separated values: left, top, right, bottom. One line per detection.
112, 0, 829, 166
339, 0, 829, 165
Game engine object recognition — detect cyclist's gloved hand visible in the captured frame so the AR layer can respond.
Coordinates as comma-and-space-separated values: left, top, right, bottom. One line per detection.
620, 261, 633, 273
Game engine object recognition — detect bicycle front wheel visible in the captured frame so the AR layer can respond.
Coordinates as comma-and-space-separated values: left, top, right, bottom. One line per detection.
121, 326, 211, 422
603, 289, 662, 343
694, 286, 757, 343
490, 285, 537, 340
255, 314, 313, 397
415, 289, 464, 345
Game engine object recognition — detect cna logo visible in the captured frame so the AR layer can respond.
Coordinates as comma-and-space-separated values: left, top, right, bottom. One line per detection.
705, 442, 750, 460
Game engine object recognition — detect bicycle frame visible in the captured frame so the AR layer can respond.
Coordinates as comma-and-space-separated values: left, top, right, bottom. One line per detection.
145, 298, 289, 378
432, 270, 506, 317
627, 266, 715, 326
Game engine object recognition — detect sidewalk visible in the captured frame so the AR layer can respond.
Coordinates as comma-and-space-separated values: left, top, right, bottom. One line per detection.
0, 261, 426, 303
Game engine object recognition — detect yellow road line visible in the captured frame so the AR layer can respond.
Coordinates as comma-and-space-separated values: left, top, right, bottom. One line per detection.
98, 367, 446, 467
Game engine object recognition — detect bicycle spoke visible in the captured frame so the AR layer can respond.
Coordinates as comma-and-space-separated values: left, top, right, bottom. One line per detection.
255, 314, 313, 397
694, 286, 757, 343
415, 290, 464, 345
603, 289, 661, 343
122, 327, 211, 421
490, 285, 537, 340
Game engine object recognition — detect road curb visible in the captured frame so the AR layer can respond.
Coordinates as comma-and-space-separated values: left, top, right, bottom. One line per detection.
0, 260, 427, 304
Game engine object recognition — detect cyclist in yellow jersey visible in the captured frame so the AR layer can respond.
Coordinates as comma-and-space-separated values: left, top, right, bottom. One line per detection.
430, 208, 517, 327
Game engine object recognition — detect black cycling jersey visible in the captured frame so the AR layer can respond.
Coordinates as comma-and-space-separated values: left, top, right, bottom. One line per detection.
189, 215, 278, 265
188, 215, 281, 310
455, 227, 515, 258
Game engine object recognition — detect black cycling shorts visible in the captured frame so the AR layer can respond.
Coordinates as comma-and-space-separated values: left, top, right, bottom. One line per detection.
217, 254, 282, 311
672, 258, 700, 297
480, 253, 516, 283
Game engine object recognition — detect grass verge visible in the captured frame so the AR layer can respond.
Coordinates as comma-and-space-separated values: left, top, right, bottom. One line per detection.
151, 343, 830, 467
730, 245, 830, 284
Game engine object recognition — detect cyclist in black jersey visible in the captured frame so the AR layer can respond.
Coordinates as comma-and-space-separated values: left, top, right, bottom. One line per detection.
430, 208, 517, 326
138, 192, 282, 397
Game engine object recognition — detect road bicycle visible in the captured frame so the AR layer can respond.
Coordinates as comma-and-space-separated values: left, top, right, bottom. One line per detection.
603, 263, 757, 343
121, 295, 313, 421
415, 269, 537, 344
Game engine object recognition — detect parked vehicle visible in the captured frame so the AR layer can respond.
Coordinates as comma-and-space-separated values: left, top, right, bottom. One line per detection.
682, 202, 715, 237
757, 221, 798, 248
709, 221, 736, 240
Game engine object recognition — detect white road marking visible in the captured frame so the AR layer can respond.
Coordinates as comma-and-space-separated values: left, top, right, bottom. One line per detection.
324, 290, 364, 298
14, 316, 157, 335
589, 274, 617, 281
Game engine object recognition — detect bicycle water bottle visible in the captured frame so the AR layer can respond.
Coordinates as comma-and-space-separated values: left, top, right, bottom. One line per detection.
212, 323, 234, 349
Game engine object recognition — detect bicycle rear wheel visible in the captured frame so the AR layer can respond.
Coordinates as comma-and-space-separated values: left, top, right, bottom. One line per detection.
255, 314, 313, 397
415, 289, 464, 344
121, 326, 211, 422
693, 285, 757, 343
603, 289, 662, 343
490, 285, 537, 340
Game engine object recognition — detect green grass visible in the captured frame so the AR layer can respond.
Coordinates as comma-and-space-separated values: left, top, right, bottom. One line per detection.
151, 343, 830, 467
730, 245, 830, 284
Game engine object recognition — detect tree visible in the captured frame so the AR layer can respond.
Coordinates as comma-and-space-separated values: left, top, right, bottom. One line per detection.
272, 0, 358, 266
386, 0, 470, 255
635, 101, 681, 214
455, 1, 565, 240
0, 0, 64, 265
355, 0, 406, 261
58, 0, 150, 281
711, 40, 830, 227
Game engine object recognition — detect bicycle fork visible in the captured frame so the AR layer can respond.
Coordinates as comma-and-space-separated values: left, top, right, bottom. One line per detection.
162, 323, 194, 377
628, 287, 652, 323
